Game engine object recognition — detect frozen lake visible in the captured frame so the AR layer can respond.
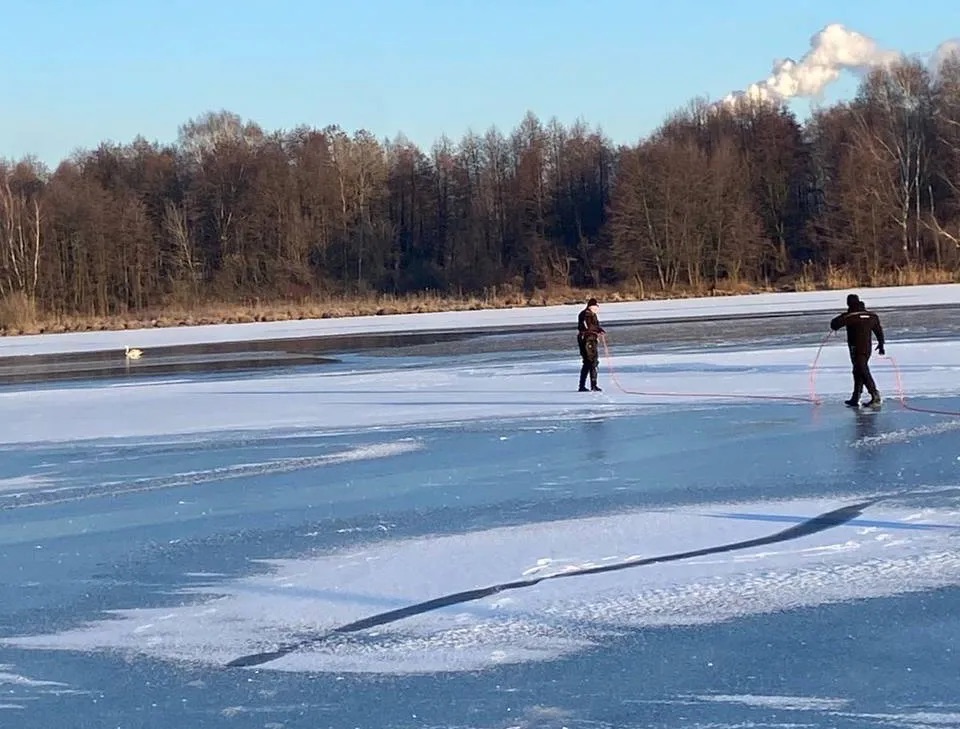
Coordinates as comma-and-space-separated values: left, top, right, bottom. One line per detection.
1, 286, 960, 728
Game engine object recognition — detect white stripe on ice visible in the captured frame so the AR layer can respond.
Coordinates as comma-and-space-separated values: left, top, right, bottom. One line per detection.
687, 695, 960, 729
0, 283, 957, 357
851, 419, 960, 448
691, 694, 851, 711
0, 475, 51, 493
838, 710, 960, 727
0, 440, 423, 513
0, 666, 67, 688
6, 496, 959, 674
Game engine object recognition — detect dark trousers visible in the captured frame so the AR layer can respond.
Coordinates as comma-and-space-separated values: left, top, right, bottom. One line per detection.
579, 336, 599, 389
849, 346, 879, 399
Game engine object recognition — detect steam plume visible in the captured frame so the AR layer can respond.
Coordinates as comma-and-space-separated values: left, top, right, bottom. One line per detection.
723, 24, 904, 106
931, 38, 960, 73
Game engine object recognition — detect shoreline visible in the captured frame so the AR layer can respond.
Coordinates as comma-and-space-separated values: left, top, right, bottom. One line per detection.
3, 279, 958, 340
1, 282, 958, 359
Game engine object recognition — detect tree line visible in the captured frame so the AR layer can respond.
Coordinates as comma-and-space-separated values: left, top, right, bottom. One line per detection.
1, 56, 959, 320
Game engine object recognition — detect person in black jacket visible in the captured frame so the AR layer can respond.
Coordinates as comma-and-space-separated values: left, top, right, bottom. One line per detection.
830, 293, 885, 408
577, 298, 605, 392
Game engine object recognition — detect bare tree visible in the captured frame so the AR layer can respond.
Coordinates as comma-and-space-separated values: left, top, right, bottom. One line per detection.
163, 200, 199, 285
610, 138, 710, 290
7, 83, 960, 324
850, 61, 935, 267
926, 53, 960, 262
177, 110, 264, 165
0, 162, 43, 301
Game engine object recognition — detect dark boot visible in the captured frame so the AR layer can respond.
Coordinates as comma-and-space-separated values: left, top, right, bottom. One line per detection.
865, 392, 882, 409
590, 370, 601, 391
845, 383, 863, 406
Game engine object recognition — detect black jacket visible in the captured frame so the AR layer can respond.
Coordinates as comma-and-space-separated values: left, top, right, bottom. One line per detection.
578, 307, 604, 340
830, 307, 885, 356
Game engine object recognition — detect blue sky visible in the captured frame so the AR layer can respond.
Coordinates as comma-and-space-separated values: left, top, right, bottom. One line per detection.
2, 0, 955, 168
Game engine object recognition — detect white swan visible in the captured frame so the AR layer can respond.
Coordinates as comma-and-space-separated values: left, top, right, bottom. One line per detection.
125, 346, 143, 360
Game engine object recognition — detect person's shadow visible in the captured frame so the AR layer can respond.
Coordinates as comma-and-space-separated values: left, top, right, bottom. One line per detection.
853, 409, 879, 442
583, 418, 608, 463
849, 409, 886, 485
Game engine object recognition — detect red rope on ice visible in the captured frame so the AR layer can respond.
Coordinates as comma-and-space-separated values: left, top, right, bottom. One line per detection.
598, 333, 827, 406
598, 330, 958, 417
881, 354, 960, 417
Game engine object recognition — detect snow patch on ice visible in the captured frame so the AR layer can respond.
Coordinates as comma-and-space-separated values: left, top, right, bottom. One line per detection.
6, 497, 960, 675
851, 419, 960, 449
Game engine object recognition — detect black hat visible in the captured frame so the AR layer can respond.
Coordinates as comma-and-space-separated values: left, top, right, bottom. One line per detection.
587, 297, 598, 307
846, 293, 860, 308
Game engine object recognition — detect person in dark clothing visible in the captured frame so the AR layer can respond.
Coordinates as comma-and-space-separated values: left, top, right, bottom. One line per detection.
577, 297, 605, 392
830, 293, 885, 408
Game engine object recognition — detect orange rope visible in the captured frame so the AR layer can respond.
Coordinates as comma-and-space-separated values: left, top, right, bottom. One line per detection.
596, 330, 958, 417
882, 354, 960, 417
598, 334, 825, 405
807, 330, 834, 404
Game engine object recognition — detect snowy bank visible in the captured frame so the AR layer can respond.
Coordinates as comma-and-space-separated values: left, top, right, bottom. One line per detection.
1, 283, 958, 358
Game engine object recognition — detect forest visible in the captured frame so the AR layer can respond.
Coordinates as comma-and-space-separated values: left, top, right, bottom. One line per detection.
1, 56, 959, 333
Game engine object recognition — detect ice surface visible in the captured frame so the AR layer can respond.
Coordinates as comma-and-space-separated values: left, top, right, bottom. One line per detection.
2, 286, 959, 727
7, 496, 959, 674
0, 439, 423, 507
2, 284, 957, 446
1, 339, 958, 446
